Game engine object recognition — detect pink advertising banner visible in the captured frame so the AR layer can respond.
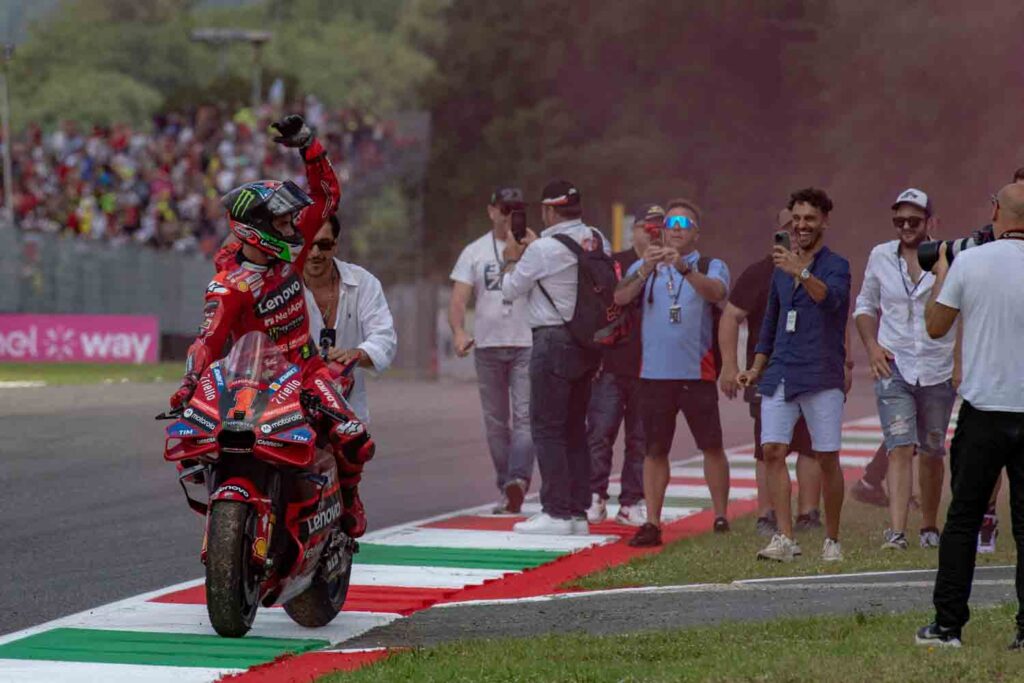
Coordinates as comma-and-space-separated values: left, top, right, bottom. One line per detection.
0, 314, 160, 364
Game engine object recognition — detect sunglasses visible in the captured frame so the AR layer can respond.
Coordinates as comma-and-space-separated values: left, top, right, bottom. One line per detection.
665, 215, 697, 230
311, 239, 336, 252
892, 216, 924, 229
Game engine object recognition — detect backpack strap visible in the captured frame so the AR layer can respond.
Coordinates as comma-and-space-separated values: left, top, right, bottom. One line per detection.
551, 233, 584, 255
536, 281, 568, 324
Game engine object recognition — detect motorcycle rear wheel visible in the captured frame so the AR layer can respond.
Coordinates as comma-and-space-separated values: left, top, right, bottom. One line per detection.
206, 501, 261, 637
283, 536, 353, 627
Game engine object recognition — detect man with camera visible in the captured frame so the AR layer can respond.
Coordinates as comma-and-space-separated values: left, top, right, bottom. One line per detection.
449, 187, 536, 514
501, 180, 611, 535
854, 189, 958, 552
737, 188, 851, 563
585, 203, 660, 526
614, 199, 731, 547
917, 182, 1024, 648
720, 207, 822, 537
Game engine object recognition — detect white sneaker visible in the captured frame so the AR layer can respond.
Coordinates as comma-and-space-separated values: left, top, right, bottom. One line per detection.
571, 516, 590, 536
586, 494, 607, 524
822, 538, 843, 562
513, 512, 573, 535
615, 502, 647, 527
757, 533, 798, 562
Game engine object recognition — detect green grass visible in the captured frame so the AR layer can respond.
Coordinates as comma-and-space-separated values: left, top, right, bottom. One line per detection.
323, 604, 1024, 683
570, 490, 1015, 590
0, 362, 182, 385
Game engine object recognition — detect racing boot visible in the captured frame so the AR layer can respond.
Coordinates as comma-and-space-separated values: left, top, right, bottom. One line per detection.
339, 484, 367, 538
328, 420, 375, 538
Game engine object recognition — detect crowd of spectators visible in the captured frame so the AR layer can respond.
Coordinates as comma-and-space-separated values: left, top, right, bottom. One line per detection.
0, 99, 397, 256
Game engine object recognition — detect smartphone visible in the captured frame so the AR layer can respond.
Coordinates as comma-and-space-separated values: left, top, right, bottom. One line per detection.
773, 230, 791, 251
510, 208, 527, 243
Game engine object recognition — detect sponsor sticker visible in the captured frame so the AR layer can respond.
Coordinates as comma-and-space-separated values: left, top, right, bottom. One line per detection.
215, 484, 250, 499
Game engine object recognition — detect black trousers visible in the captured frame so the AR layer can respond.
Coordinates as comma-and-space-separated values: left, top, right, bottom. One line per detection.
934, 401, 1024, 630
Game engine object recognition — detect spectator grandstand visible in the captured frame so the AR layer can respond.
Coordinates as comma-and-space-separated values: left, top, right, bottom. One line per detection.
0, 99, 398, 257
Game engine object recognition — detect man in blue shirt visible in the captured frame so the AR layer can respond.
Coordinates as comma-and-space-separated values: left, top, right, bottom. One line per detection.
614, 198, 731, 547
738, 188, 851, 563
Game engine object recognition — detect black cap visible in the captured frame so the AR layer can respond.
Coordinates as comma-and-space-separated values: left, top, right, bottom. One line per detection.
633, 203, 665, 224
490, 187, 524, 206
540, 180, 581, 207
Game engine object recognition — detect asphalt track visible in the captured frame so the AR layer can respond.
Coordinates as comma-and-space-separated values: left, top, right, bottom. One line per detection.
0, 375, 877, 636
346, 566, 1019, 649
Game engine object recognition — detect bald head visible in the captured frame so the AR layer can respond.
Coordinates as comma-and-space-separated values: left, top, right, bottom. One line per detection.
995, 183, 1024, 234
776, 208, 792, 230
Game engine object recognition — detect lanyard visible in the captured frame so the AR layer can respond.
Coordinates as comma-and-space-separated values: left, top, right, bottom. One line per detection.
491, 233, 505, 269
646, 264, 684, 307
896, 244, 923, 301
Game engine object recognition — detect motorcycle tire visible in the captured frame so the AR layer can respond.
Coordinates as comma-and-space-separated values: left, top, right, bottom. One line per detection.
283, 537, 353, 627
206, 501, 260, 637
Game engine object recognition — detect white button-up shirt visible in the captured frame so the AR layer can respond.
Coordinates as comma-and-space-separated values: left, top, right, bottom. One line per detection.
500, 219, 611, 329
304, 258, 398, 424
854, 240, 955, 386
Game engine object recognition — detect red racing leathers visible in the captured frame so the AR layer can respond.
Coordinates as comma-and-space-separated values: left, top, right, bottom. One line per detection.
174, 139, 373, 536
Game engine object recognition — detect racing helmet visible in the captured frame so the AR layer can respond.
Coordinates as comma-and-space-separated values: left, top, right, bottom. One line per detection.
222, 180, 313, 263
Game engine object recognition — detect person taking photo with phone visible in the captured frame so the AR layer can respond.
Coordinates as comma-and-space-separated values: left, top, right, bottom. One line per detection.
449, 187, 536, 514
736, 188, 851, 563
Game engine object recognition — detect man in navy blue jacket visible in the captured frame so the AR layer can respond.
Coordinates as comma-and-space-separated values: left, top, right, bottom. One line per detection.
738, 187, 851, 563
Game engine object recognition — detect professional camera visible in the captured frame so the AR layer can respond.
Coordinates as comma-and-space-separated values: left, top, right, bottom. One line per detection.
918, 224, 995, 271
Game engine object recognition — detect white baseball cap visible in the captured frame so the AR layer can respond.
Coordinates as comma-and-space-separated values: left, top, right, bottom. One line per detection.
892, 188, 933, 216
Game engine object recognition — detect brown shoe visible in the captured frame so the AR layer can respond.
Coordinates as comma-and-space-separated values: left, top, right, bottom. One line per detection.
504, 479, 526, 514
628, 522, 662, 547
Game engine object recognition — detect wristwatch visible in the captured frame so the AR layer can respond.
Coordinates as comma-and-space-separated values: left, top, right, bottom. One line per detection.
799, 268, 811, 281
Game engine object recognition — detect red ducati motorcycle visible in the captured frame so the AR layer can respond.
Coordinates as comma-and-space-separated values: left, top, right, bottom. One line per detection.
159, 331, 357, 638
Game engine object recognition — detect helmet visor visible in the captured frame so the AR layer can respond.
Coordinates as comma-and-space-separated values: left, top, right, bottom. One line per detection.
265, 180, 313, 218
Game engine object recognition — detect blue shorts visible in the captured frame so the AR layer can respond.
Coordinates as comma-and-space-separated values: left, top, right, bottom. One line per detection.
761, 382, 845, 453
875, 365, 956, 457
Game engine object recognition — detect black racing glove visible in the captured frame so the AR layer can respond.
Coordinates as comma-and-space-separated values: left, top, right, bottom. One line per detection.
270, 114, 313, 150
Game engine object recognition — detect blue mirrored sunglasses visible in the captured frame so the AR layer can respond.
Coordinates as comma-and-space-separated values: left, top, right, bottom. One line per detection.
665, 215, 697, 230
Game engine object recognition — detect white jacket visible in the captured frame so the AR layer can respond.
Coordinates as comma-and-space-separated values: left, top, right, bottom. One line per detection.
304, 258, 398, 423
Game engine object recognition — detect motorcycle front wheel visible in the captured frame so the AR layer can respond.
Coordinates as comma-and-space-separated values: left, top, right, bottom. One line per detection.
206, 501, 261, 637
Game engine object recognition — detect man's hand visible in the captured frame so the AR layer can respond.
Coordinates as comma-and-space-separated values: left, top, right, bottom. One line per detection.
661, 247, 680, 265
736, 368, 762, 388
643, 244, 666, 268
271, 114, 313, 149
867, 343, 894, 379
772, 245, 803, 277
952, 365, 962, 392
503, 231, 535, 264
452, 330, 475, 358
720, 363, 741, 399
844, 365, 854, 395
169, 374, 198, 410
328, 347, 370, 367
931, 241, 950, 277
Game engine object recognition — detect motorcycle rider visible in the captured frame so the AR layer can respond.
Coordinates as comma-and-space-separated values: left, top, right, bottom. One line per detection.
169, 114, 375, 537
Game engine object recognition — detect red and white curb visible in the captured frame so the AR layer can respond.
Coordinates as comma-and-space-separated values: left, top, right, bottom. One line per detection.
0, 416, 893, 682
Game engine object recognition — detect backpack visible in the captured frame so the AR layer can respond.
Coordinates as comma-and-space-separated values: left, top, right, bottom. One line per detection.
697, 256, 724, 379
537, 230, 627, 350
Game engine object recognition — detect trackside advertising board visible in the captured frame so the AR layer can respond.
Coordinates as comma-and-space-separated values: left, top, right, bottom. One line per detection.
0, 314, 160, 364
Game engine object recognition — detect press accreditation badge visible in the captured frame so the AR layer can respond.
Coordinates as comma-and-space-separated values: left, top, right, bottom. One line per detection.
785, 310, 797, 333
669, 305, 682, 324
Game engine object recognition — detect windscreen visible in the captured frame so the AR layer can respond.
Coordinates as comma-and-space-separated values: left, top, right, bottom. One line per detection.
222, 331, 294, 391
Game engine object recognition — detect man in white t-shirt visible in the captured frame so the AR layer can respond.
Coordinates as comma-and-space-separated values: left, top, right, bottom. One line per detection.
449, 187, 535, 514
916, 182, 1024, 649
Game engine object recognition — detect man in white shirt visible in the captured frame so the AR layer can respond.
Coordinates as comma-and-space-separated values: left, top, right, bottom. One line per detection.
855, 188, 957, 552
501, 180, 611, 535
449, 187, 535, 514
916, 182, 1024, 648
303, 215, 398, 425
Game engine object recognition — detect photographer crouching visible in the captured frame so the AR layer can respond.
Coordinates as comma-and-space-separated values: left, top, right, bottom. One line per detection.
917, 183, 1024, 648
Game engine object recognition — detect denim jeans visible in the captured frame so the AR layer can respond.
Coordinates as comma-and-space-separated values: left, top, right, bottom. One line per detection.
474, 346, 535, 492
934, 402, 1024, 630
530, 326, 601, 519
587, 371, 645, 505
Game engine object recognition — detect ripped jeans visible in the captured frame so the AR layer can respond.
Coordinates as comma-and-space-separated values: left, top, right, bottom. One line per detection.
875, 365, 957, 457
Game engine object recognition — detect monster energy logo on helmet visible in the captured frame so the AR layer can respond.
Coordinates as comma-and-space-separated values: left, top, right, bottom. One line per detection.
222, 180, 313, 264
